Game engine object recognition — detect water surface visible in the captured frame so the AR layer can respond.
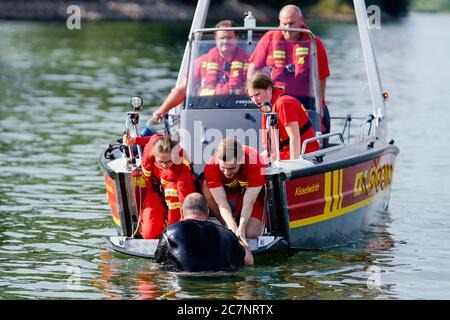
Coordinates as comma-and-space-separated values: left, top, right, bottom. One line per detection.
1, 13, 450, 299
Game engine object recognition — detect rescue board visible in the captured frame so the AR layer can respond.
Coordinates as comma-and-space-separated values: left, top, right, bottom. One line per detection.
105, 235, 287, 259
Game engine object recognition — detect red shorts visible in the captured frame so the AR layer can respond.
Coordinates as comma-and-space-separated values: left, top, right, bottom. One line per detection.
226, 190, 264, 221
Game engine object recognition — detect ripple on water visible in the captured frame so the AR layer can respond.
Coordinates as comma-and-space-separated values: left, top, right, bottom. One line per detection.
2, 16, 450, 299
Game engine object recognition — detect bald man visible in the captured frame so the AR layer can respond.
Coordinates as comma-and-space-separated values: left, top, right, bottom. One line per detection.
154, 193, 253, 272
248, 4, 331, 134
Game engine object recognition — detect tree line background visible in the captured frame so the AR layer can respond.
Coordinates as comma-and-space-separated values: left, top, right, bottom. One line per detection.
0, 0, 447, 22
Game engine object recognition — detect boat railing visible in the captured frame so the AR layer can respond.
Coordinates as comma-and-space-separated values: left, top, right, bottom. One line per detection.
331, 114, 375, 143
301, 132, 345, 158
359, 114, 375, 138
193, 26, 314, 38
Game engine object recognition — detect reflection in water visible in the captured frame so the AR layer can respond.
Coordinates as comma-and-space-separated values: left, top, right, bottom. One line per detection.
2, 14, 450, 299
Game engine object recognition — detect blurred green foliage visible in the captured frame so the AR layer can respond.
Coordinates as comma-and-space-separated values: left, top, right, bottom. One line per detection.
414, 0, 450, 12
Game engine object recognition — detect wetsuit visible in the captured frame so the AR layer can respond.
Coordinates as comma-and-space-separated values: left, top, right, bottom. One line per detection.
155, 219, 246, 272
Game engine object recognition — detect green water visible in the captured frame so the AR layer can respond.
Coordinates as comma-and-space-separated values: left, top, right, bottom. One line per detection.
1, 14, 450, 299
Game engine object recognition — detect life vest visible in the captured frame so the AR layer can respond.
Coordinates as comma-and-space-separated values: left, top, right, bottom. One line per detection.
263, 89, 319, 156
199, 47, 249, 96
140, 135, 193, 215
266, 30, 311, 87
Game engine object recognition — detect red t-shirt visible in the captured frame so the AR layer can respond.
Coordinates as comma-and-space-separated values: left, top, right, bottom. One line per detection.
204, 145, 266, 191
262, 88, 319, 156
249, 28, 330, 102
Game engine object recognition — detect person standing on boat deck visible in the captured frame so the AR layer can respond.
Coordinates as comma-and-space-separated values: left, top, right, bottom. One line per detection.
248, 73, 319, 160
155, 193, 253, 272
202, 138, 266, 241
152, 20, 249, 122
247, 4, 331, 135
123, 134, 196, 239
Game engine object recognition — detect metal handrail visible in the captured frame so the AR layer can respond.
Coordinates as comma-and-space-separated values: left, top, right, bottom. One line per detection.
301, 132, 345, 157
193, 27, 314, 37
359, 114, 375, 138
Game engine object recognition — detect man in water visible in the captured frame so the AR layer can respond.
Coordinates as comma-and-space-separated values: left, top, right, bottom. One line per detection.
155, 193, 253, 272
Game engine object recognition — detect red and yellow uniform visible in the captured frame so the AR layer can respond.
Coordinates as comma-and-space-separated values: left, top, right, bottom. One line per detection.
204, 145, 266, 221
135, 134, 196, 239
194, 47, 249, 96
249, 28, 330, 104
262, 87, 320, 160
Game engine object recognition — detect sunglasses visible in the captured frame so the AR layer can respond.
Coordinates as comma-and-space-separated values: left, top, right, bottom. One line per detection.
155, 158, 173, 166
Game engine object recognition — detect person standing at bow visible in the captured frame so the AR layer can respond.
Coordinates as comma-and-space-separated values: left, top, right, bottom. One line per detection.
123, 134, 196, 239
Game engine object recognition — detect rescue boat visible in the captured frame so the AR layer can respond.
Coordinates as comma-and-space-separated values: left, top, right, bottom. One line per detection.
100, 0, 399, 258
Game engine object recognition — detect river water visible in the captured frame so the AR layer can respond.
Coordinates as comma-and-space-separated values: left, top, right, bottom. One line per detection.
1, 13, 449, 300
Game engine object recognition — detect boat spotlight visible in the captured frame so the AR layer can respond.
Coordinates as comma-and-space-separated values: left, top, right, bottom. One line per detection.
131, 96, 143, 111
259, 102, 272, 113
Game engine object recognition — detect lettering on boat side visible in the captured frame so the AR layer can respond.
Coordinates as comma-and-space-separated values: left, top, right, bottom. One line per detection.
353, 163, 394, 197
177, 304, 274, 317
295, 183, 320, 197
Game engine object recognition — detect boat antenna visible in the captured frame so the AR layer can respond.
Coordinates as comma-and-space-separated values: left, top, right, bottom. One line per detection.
353, 0, 387, 141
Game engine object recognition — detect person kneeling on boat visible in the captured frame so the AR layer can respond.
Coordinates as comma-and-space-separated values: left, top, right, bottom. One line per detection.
152, 20, 249, 122
155, 193, 253, 272
202, 138, 266, 241
123, 134, 196, 239
247, 73, 319, 160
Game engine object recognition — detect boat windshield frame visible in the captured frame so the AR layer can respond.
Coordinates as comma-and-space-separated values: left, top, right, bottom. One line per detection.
184, 26, 322, 114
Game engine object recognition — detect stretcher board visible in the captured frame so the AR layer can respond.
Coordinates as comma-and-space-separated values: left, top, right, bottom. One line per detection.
105, 235, 287, 259
105, 236, 159, 259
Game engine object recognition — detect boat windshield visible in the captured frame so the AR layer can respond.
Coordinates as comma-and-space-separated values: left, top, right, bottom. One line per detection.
185, 29, 321, 111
